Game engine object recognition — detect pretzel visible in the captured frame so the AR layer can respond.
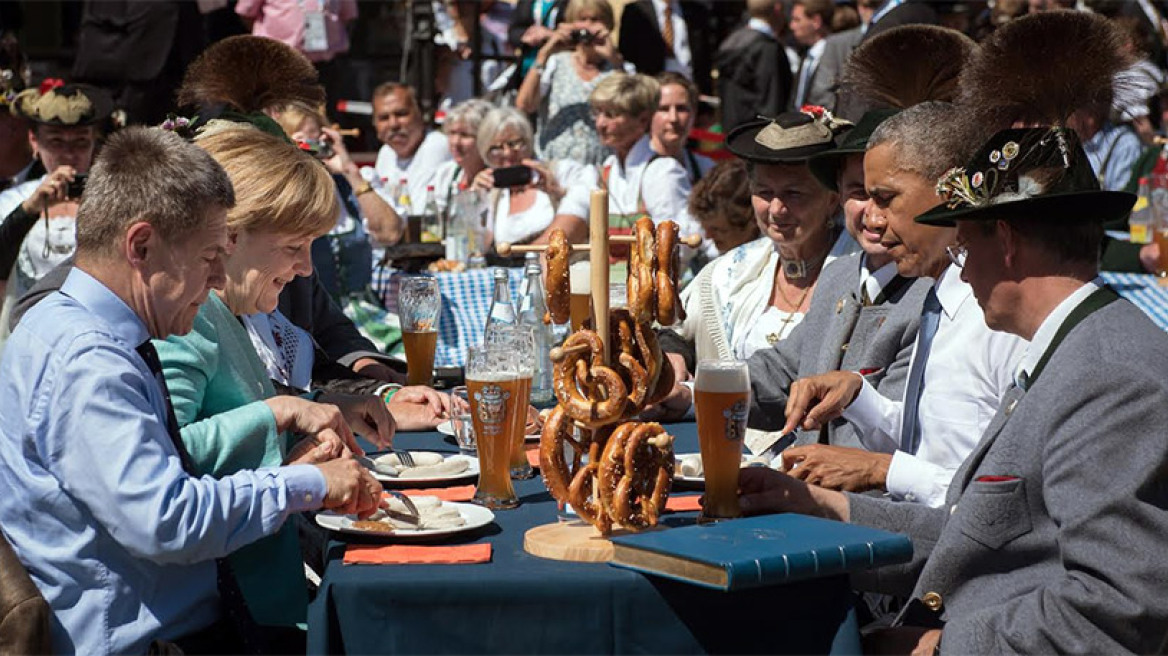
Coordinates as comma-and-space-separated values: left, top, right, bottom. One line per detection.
552, 330, 628, 428
655, 221, 685, 325
606, 310, 664, 412
598, 422, 674, 530
627, 217, 657, 325
568, 439, 612, 534
545, 229, 571, 324
539, 405, 583, 505
645, 350, 675, 406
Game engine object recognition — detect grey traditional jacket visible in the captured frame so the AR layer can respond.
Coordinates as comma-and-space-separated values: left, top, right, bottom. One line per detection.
746, 252, 930, 453
849, 298, 1168, 653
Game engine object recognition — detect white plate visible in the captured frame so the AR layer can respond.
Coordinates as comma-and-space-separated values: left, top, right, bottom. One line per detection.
673, 452, 773, 483
364, 453, 481, 485
314, 501, 495, 540
437, 420, 541, 442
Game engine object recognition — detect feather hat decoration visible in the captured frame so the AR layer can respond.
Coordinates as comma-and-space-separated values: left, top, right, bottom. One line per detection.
958, 10, 1132, 130
176, 36, 325, 114
840, 25, 977, 110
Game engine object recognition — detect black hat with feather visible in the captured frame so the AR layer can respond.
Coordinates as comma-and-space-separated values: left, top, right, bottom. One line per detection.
917, 11, 1136, 226
175, 35, 325, 141
808, 25, 977, 191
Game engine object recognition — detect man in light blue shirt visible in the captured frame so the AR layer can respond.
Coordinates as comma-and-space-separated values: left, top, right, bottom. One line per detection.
0, 126, 382, 655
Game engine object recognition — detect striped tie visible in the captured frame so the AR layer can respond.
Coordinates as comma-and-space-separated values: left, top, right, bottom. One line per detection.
662, 3, 675, 54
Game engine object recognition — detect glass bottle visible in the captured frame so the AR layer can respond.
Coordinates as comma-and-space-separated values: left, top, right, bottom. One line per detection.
519, 253, 554, 404
484, 268, 517, 340
421, 184, 442, 243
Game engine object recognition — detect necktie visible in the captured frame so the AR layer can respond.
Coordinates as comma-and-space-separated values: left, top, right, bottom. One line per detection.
860, 284, 873, 307
795, 54, 814, 108
662, 3, 675, 54
136, 341, 265, 653
899, 288, 941, 455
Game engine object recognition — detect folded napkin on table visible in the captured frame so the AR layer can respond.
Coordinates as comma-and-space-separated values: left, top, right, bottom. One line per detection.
525, 444, 540, 469
343, 543, 492, 565
388, 485, 476, 502
665, 495, 703, 513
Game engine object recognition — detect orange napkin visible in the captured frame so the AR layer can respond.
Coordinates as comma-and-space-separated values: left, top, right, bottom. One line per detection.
388, 485, 476, 502
525, 444, 541, 469
343, 543, 492, 565
665, 495, 703, 513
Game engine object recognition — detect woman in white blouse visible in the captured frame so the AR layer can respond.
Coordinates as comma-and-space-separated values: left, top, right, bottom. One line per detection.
471, 106, 597, 250
673, 110, 858, 361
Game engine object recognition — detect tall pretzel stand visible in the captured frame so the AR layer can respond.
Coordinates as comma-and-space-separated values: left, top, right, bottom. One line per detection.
498, 190, 702, 562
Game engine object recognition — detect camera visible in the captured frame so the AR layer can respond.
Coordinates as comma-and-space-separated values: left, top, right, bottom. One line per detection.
297, 138, 335, 160
66, 173, 87, 200
569, 28, 595, 45
492, 165, 534, 188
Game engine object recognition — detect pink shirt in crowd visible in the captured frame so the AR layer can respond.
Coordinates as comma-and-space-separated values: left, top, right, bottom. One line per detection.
235, 0, 358, 62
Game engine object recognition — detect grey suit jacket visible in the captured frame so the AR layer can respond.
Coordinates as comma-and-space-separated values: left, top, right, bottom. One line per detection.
816, 29, 863, 118
746, 253, 930, 452
849, 299, 1168, 653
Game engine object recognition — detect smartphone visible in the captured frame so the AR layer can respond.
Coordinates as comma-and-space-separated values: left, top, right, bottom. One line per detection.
569, 28, 595, 45
492, 165, 534, 188
66, 173, 88, 199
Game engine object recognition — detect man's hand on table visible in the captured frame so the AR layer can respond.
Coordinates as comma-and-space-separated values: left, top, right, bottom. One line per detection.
316, 457, 384, 518
353, 357, 406, 384
782, 371, 864, 434
388, 386, 452, 431
266, 395, 364, 456
781, 444, 891, 493
737, 467, 850, 522
322, 393, 397, 449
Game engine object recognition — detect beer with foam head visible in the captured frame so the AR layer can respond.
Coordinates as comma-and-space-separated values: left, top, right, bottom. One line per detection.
569, 260, 592, 331
694, 360, 751, 522
399, 275, 441, 386
467, 373, 522, 509
509, 375, 535, 478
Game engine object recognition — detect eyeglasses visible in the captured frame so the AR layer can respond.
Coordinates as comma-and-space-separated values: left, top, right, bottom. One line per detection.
486, 139, 527, 157
946, 244, 968, 269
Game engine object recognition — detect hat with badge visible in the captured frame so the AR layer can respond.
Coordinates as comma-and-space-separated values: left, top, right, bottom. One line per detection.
807, 25, 977, 191
10, 79, 113, 127
726, 107, 851, 164
916, 12, 1137, 227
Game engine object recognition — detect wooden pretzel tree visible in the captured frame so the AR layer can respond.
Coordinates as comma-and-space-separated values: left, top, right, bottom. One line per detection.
499, 190, 702, 562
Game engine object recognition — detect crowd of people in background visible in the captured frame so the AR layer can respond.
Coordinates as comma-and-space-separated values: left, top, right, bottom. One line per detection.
2, 1, 1168, 655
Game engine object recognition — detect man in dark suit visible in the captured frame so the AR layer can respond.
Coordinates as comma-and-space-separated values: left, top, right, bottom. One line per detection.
863, 0, 938, 40
738, 125, 1168, 655
715, 0, 793, 132
618, 0, 713, 94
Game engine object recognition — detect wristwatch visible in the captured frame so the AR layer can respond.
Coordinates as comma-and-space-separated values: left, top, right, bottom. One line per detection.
354, 181, 375, 196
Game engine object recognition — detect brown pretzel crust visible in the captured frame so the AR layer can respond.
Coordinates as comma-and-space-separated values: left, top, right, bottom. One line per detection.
627, 217, 657, 325
598, 422, 674, 530
655, 221, 685, 325
552, 330, 628, 428
545, 229, 571, 324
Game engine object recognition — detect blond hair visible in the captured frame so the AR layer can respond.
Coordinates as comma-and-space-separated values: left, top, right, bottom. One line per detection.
274, 101, 326, 138
589, 73, 660, 118
195, 125, 337, 236
564, 0, 615, 29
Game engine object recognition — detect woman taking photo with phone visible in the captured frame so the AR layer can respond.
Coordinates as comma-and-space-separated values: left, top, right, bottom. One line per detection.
515, 0, 627, 166
471, 106, 596, 254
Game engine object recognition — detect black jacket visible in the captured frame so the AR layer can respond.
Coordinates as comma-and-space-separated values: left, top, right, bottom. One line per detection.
715, 25, 792, 132
618, 0, 713, 94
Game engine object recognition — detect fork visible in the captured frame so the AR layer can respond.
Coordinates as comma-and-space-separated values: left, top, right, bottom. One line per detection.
384, 490, 421, 526
395, 450, 416, 468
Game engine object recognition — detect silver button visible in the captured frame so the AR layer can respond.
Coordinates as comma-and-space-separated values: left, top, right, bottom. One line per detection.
304, 493, 314, 503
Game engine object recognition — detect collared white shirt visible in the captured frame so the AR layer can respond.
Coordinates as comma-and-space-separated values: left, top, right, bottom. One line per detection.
1014, 278, 1102, 388
841, 263, 1027, 507
792, 38, 826, 109
859, 255, 899, 301
652, 0, 692, 79
602, 134, 702, 244
747, 17, 775, 39
367, 130, 452, 214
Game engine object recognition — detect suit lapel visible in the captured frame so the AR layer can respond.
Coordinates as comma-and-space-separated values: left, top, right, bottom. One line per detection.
953, 384, 1026, 493
817, 292, 862, 373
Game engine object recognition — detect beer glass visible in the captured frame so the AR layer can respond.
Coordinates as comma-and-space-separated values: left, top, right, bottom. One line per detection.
694, 359, 751, 523
399, 276, 440, 385
487, 325, 536, 479
466, 343, 521, 509
568, 260, 591, 330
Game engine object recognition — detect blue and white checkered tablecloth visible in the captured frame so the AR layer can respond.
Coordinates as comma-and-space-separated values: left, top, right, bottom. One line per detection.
1102, 272, 1168, 331
372, 265, 527, 368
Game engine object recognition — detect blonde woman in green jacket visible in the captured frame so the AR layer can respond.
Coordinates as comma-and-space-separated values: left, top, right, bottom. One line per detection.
155, 125, 397, 631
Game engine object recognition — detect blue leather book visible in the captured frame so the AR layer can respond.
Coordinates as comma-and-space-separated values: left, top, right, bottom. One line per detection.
608, 514, 913, 591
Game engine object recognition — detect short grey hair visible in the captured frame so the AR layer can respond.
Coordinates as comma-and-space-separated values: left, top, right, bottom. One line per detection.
477, 106, 535, 163
76, 127, 235, 256
445, 99, 494, 136
867, 102, 977, 182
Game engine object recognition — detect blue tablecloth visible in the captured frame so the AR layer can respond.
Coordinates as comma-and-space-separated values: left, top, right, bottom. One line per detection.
308, 424, 866, 655
372, 266, 527, 368
1102, 272, 1168, 330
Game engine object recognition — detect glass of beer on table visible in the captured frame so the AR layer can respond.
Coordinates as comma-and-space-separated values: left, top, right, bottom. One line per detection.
466, 343, 521, 509
568, 260, 591, 330
399, 275, 441, 386
694, 359, 751, 523
486, 325, 537, 480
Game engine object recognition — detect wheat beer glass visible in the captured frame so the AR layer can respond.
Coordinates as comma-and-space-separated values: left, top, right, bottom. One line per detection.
695, 359, 750, 522
466, 343, 521, 509
399, 276, 441, 385
568, 260, 592, 330
487, 325, 536, 479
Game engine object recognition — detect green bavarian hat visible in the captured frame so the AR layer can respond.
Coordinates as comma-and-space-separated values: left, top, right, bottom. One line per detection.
726, 108, 852, 165
916, 127, 1135, 227
807, 108, 900, 192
